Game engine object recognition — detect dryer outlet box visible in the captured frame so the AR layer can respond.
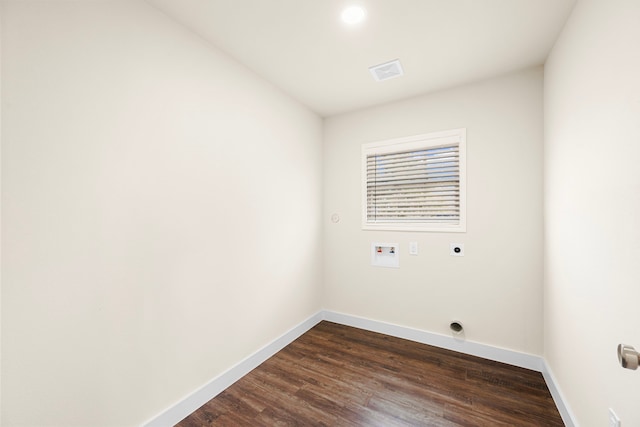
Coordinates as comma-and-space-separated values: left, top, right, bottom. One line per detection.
450, 243, 465, 256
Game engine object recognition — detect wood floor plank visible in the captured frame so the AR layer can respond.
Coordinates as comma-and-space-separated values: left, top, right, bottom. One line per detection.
177, 322, 564, 426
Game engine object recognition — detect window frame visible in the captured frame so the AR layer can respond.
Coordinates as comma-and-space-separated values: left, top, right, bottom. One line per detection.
361, 128, 466, 233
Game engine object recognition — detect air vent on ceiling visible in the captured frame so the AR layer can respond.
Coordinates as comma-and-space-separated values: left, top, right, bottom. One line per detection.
369, 59, 404, 82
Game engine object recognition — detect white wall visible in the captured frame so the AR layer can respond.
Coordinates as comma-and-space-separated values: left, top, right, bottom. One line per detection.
544, 0, 640, 425
323, 67, 544, 356
0, 2, 3, 420
0, 1, 322, 426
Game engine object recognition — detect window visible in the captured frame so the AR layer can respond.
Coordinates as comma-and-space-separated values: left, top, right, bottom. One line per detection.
362, 129, 466, 232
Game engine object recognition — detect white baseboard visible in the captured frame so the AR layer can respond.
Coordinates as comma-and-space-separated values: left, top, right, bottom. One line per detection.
541, 359, 578, 427
323, 310, 543, 371
142, 310, 575, 427
141, 311, 324, 427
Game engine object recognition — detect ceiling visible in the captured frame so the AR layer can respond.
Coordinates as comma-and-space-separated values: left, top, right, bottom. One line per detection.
146, 0, 576, 117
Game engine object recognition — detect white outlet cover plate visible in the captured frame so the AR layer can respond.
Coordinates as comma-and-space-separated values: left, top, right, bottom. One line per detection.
409, 241, 418, 255
609, 408, 621, 427
450, 243, 464, 256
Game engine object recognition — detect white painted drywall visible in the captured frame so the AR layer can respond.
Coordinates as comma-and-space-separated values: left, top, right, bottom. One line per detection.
1, 1, 322, 426
323, 67, 544, 356
0, 2, 3, 420
544, 0, 640, 425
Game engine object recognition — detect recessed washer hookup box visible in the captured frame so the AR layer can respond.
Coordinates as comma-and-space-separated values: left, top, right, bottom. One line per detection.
371, 243, 399, 268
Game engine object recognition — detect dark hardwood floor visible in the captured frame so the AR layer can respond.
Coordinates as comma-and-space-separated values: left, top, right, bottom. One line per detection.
177, 321, 564, 426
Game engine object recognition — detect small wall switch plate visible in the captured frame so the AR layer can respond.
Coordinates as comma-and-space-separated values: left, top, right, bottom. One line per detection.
450, 243, 464, 256
609, 408, 621, 427
409, 241, 418, 255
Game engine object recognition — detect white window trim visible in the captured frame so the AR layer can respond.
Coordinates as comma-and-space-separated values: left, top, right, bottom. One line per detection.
362, 128, 466, 232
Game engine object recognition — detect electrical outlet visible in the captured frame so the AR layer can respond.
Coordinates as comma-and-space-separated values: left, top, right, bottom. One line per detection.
409, 241, 418, 255
450, 243, 464, 256
609, 408, 621, 427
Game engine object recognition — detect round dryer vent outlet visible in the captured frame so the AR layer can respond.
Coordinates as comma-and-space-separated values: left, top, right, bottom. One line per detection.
450, 321, 464, 334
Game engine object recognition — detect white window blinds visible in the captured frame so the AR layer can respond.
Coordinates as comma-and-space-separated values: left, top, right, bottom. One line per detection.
362, 129, 466, 232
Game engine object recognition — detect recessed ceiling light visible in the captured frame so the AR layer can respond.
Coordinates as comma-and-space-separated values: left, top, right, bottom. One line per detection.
341, 6, 366, 25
